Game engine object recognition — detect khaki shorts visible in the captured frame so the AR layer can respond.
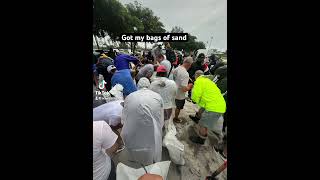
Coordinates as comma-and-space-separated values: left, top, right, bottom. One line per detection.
199, 110, 224, 136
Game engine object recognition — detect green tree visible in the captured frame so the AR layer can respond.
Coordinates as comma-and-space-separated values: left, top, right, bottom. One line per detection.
93, 0, 132, 41
169, 26, 206, 52
171, 26, 184, 33
126, 1, 165, 33
126, 1, 165, 50
119, 42, 129, 49
93, 0, 166, 52
195, 41, 206, 49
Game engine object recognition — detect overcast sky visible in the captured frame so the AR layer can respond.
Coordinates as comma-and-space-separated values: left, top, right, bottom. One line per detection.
119, 0, 227, 51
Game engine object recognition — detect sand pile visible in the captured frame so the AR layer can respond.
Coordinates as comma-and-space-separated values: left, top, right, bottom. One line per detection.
172, 100, 227, 180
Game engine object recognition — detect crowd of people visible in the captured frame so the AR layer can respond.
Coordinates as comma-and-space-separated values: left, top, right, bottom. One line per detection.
92, 45, 227, 180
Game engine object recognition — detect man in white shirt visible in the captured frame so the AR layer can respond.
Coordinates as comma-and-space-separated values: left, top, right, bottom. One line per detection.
93, 121, 119, 180
172, 57, 193, 123
150, 65, 177, 120
121, 77, 164, 166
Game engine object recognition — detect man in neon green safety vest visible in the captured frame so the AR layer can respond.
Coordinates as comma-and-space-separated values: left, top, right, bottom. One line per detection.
189, 70, 226, 145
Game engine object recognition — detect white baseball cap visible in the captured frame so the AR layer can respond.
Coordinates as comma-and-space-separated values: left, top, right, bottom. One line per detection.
107, 65, 116, 73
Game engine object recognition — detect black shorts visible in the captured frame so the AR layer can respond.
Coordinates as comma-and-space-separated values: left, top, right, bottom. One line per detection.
175, 99, 185, 109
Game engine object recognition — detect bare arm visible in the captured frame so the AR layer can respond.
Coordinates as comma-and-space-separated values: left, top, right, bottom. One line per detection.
180, 74, 193, 92
101, 122, 119, 157
181, 83, 193, 92
105, 138, 119, 157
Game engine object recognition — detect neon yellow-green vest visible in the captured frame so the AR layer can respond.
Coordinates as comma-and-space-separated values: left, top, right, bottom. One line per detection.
191, 75, 226, 113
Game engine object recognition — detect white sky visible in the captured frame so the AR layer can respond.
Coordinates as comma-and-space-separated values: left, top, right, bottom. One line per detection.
119, 0, 227, 51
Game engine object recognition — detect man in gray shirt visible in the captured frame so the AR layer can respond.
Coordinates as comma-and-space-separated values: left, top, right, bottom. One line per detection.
172, 57, 193, 123
135, 64, 154, 82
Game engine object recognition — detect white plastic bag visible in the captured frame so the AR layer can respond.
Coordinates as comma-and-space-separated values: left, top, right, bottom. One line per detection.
116, 161, 171, 180
109, 84, 124, 99
163, 117, 185, 165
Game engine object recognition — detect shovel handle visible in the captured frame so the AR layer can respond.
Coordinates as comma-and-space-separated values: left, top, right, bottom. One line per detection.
207, 160, 227, 179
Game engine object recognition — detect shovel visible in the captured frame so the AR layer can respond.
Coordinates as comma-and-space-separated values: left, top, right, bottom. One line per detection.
205, 160, 227, 180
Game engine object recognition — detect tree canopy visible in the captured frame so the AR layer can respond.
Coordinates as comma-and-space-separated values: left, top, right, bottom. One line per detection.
126, 1, 166, 33
171, 26, 184, 33
93, 0, 165, 42
169, 26, 206, 51
93, 0, 131, 40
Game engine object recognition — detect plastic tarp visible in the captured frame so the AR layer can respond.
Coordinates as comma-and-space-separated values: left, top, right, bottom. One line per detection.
137, 77, 150, 90
116, 161, 171, 180
93, 100, 123, 126
121, 89, 164, 165
109, 84, 124, 99
150, 77, 177, 109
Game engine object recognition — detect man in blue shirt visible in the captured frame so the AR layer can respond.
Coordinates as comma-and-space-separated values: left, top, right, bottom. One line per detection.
111, 54, 139, 97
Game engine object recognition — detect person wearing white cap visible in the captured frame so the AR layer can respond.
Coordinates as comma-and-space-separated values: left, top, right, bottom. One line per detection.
120, 77, 164, 167
107, 65, 117, 75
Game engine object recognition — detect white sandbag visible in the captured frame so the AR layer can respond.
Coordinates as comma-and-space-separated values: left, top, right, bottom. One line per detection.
116, 161, 171, 180
163, 117, 185, 165
109, 84, 124, 99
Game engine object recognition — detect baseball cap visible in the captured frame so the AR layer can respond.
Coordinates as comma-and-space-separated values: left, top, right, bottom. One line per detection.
156, 65, 167, 73
107, 65, 116, 73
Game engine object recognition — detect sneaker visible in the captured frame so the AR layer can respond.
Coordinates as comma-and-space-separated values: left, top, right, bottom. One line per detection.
189, 115, 200, 124
189, 136, 206, 145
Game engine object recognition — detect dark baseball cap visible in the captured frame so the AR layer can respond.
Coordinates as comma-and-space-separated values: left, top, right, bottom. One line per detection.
198, 53, 205, 59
